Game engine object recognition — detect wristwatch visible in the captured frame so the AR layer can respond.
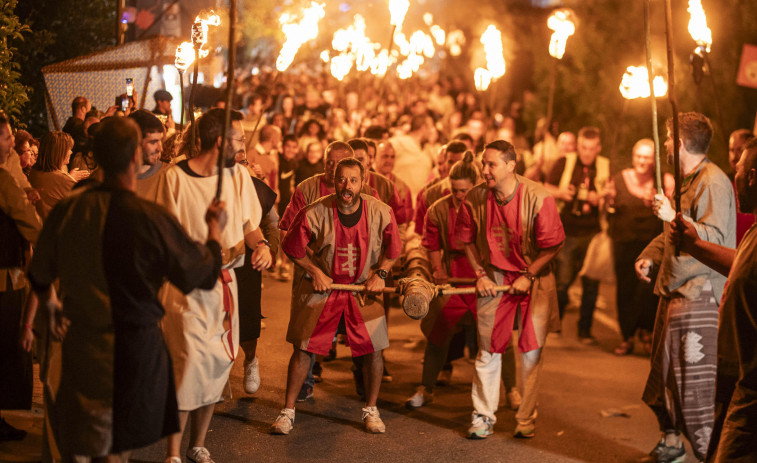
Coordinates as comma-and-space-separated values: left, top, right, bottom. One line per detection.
475, 268, 488, 280
521, 269, 536, 283
376, 269, 389, 280
257, 239, 270, 248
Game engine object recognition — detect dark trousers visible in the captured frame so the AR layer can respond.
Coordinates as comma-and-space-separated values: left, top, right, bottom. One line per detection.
0, 284, 32, 410
612, 240, 658, 340
554, 233, 599, 334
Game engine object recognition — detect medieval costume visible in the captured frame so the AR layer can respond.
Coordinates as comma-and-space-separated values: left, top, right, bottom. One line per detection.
455, 177, 564, 432
155, 161, 262, 411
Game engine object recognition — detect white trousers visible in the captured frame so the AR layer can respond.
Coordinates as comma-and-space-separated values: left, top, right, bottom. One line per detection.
471, 347, 544, 426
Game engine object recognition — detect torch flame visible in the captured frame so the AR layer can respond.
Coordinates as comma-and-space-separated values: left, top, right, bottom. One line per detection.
430, 25, 446, 46
276, 2, 326, 72
175, 42, 196, 72
547, 8, 576, 60
447, 29, 465, 57
330, 14, 384, 77
481, 25, 506, 79
687, 0, 712, 53
330, 54, 353, 81
370, 49, 391, 76
619, 66, 667, 99
389, 0, 410, 28
474, 68, 492, 92
192, 9, 221, 48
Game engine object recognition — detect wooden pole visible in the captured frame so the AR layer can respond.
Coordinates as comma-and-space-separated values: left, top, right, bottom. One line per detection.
216, 0, 237, 200
545, 57, 558, 133
663, 0, 681, 213
376, 24, 397, 106
645, 0, 663, 194
179, 71, 185, 128
188, 48, 200, 159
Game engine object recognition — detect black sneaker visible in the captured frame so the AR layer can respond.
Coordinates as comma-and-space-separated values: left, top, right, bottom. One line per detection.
296, 384, 313, 402
642, 439, 686, 463
312, 361, 323, 383
0, 418, 27, 442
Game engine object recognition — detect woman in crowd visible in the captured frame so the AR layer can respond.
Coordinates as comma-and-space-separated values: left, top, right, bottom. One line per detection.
28, 132, 88, 219
13, 130, 36, 177
605, 138, 673, 355
297, 119, 326, 153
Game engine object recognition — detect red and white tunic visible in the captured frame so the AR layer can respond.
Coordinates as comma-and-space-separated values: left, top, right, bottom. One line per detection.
421, 195, 477, 346
455, 179, 564, 353
282, 194, 401, 356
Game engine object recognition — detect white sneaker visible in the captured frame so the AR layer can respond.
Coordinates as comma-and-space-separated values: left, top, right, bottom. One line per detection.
405, 385, 434, 409
165, 457, 182, 463
186, 447, 214, 463
270, 408, 295, 435
506, 387, 522, 410
243, 357, 260, 394
362, 406, 386, 433
467, 414, 494, 439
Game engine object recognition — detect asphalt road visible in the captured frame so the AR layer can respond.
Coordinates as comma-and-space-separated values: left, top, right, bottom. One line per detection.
2, 277, 697, 462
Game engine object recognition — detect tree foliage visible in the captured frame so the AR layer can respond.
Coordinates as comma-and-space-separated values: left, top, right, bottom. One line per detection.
0, 0, 31, 126
15, 0, 117, 135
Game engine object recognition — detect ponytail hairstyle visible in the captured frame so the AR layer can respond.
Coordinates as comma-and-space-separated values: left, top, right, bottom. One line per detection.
449, 150, 480, 184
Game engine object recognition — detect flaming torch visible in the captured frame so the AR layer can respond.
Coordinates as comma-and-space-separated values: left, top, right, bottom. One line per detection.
686, 0, 724, 142
378, 0, 410, 103
174, 41, 196, 128
247, 2, 325, 141
545, 8, 575, 129
612, 66, 668, 172
474, 67, 492, 113
480, 25, 506, 115
619, 66, 667, 100
276, 2, 326, 73
187, 9, 221, 159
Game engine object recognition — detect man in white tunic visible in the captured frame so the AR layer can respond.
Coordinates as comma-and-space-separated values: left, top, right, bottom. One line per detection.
155, 109, 266, 463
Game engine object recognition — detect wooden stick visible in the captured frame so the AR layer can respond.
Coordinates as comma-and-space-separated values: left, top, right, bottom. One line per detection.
438, 285, 512, 296
645, 0, 663, 194
330, 284, 398, 294
663, 0, 680, 213
215, 0, 237, 200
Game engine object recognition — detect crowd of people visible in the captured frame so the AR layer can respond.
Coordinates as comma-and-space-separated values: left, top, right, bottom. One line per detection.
0, 69, 756, 463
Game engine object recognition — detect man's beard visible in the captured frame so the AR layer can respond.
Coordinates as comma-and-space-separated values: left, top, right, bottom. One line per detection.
737, 186, 756, 214
337, 189, 359, 208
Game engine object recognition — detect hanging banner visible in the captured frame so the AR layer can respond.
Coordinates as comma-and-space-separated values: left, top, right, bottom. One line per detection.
736, 44, 757, 89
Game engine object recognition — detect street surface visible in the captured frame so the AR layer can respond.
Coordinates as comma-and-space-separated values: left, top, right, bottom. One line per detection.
2, 277, 697, 462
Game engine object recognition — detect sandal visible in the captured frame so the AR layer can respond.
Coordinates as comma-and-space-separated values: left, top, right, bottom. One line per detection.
613, 340, 634, 356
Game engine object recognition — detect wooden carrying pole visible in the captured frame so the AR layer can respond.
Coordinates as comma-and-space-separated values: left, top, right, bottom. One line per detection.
216, 0, 237, 200
329, 283, 513, 296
